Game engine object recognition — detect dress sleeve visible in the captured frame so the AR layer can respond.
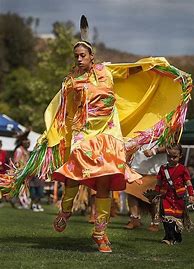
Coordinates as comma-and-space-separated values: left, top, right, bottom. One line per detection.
183, 166, 194, 196
183, 166, 192, 182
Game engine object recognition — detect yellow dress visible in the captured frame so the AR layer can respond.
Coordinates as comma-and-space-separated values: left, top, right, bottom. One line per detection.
53, 64, 131, 191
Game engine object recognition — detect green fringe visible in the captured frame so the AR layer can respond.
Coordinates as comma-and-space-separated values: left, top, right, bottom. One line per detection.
5, 142, 64, 197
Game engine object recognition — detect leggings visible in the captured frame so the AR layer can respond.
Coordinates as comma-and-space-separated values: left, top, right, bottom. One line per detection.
163, 221, 182, 243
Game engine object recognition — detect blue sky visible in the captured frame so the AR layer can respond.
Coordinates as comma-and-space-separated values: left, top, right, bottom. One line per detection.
1, 0, 194, 56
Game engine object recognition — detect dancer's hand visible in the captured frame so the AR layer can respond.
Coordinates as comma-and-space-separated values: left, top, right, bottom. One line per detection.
189, 196, 194, 204
143, 149, 153, 157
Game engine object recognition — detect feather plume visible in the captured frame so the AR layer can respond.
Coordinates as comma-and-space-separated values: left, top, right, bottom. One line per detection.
80, 15, 89, 41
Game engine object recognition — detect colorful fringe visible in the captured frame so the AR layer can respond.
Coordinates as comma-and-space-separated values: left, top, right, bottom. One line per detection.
72, 85, 88, 131
133, 65, 192, 147
0, 140, 66, 197
55, 83, 67, 134
0, 174, 14, 197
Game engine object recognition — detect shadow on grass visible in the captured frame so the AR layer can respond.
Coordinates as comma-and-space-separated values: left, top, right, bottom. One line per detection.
0, 235, 96, 252
131, 237, 160, 243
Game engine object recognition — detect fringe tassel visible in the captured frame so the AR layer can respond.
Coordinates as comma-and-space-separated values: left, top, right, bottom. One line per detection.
55, 82, 67, 134
0, 140, 66, 197
72, 85, 88, 130
133, 65, 192, 147
0, 174, 14, 196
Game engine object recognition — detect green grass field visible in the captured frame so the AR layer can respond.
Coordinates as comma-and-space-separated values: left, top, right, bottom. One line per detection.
0, 203, 194, 269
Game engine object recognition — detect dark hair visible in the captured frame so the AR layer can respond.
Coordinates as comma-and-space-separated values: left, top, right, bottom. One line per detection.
14, 129, 31, 151
73, 41, 93, 54
166, 143, 183, 155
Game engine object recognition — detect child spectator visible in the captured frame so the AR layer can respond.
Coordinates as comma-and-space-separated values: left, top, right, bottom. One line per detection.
155, 143, 194, 245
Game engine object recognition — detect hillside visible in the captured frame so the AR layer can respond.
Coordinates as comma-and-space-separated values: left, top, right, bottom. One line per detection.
36, 37, 194, 75
95, 43, 194, 75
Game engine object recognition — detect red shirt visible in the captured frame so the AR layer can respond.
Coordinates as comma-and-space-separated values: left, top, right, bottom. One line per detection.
0, 149, 7, 174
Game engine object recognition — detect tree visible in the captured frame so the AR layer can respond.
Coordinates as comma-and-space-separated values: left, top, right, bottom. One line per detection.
36, 21, 77, 99
1, 68, 35, 125
0, 13, 36, 73
0, 67, 51, 132
0, 18, 78, 132
27, 21, 78, 132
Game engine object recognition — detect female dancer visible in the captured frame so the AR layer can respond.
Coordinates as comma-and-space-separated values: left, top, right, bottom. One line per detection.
51, 40, 130, 253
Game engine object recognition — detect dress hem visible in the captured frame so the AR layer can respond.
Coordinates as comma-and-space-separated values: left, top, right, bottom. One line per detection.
52, 171, 126, 191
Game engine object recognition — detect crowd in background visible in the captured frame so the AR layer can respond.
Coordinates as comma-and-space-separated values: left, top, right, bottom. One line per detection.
1, 139, 194, 220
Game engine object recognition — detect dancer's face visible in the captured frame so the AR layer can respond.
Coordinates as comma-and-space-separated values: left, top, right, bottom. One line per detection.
74, 45, 94, 72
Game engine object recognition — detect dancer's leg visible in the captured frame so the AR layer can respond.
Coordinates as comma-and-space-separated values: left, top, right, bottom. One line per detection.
92, 176, 112, 253
53, 179, 79, 232
125, 194, 141, 229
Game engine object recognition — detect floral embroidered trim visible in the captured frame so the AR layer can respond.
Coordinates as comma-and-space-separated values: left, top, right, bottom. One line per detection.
83, 168, 91, 178
67, 162, 75, 172
101, 95, 115, 107
85, 151, 93, 158
108, 120, 115, 129
95, 219, 107, 232
95, 64, 104, 71
117, 163, 125, 169
73, 133, 84, 143
84, 122, 90, 129
96, 155, 104, 164
88, 106, 98, 114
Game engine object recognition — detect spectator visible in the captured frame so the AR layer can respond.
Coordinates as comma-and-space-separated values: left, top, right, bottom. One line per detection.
125, 144, 166, 231
29, 176, 44, 212
0, 140, 8, 174
155, 143, 194, 245
0, 140, 8, 207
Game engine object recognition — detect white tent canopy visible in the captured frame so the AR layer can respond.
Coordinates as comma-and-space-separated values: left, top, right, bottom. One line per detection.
0, 113, 41, 151
0, 130, 40, 151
